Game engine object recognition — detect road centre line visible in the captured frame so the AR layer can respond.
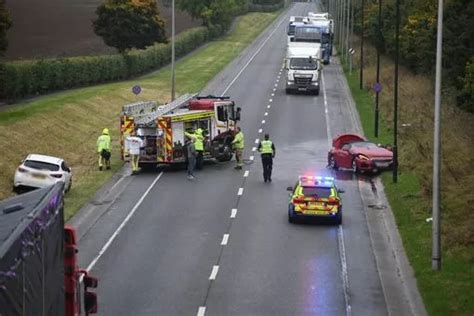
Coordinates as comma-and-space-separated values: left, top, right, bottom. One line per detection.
221, 234, 230, 245
197, 306, 206, 316
230, 208, 237, 218
252, 147, 257, 152
262, 120, 266, 124
209, 266, 219, 280
258, 128, 263, 133
220, 10, 289, 96
237, 188, 244, 196
86, 172, 164, 272
271, 93, 275, 96
267, 105, 271, 109
322, 71, 351, 316
264, 112, 268, 116
244, 170, 249, 177
269, 98, 273, 102
250, 156, 254, 161
255, 138, 260, 144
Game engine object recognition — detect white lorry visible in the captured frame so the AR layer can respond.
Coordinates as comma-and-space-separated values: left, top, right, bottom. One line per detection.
285, 25, 323, 95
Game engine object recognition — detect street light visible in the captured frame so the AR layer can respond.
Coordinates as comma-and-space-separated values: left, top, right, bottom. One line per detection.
432, 0, 445, 271
171, 0, 176, 101
392, 0, 400, 183
374, 0, 382, 138
360, 0, 365, 89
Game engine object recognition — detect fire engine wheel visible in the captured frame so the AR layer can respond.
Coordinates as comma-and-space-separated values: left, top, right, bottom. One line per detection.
217, 143, 233, 162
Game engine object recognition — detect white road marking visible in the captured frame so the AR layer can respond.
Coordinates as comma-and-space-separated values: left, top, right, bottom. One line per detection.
238, 187, 244, 196
230, 208, 238, 218
252, 147, 257, 152
271, 93, 275, 96
209, 265, 219, 280
255, 138, 260, 144
258, 128, 263, 133
267, 105, 271, 109
262, 120, 266, 124
86, 172, 164, 272
197, 307, 206, 316
322, 71, 351, 316
221, 234, 230, 245
264, 112, 268, 116
250, 156, 254, 161
274, 83, 278, 87
220, 12, 289, 96
244, 170, 249, 177
269, 99, 273, 102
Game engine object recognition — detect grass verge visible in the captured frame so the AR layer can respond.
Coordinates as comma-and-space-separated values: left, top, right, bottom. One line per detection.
0, 11, 281, 220
342, 60, 473, 315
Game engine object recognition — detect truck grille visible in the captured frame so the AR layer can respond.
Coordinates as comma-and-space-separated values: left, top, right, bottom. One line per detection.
294, 76, 313, 85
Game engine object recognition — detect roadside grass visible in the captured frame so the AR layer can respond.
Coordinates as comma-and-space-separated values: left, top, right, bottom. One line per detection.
340, 43, 474, 315
0, 11, 280, 220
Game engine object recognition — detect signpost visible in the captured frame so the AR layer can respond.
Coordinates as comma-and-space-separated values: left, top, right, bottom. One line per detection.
132, 85, 141, 96
373, 82, 382, 137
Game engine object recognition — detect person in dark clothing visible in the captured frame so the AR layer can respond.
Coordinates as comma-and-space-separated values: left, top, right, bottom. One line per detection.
257, 134, 276, 182
185, 138, 197, 180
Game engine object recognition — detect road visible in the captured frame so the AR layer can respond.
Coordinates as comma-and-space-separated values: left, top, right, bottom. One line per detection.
74, 2, 425, 315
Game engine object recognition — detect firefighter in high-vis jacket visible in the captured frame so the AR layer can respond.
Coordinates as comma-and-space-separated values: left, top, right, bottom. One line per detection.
185, 128, 205, 169
258, 133, 276, 182
97, 128, 111, 171
232, 126, 245, 170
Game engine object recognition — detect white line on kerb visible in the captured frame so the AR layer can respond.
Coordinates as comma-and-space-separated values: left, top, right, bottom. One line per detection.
244, 170, 249, 177
197, 306, 206, 316
249, 156, 254, 161
209, 265, 219, 280
220, 13, 288, 96
255, 138, 260, 144
230, 208, 238, 218
252, 147, 257, 152
322, 71, 351, 316
237, 188, 244, 196
221, 234, 230, 245
86, 172, 164, 272
262, 120, 266, 124
258, 128, 263, 133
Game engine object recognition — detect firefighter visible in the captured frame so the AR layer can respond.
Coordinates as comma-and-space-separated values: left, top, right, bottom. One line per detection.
185, 138, 197, 180
126, 130, 144, 175
185, 128, 204, 169
232, 126, 245, 170
97, 128, 111, 171
258, 133, 276, 182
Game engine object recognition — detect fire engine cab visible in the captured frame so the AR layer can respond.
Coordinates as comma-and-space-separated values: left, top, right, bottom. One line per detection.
120, 94, 241, 167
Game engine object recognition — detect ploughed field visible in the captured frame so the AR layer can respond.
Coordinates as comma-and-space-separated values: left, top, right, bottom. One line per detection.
5, 0, 200, 61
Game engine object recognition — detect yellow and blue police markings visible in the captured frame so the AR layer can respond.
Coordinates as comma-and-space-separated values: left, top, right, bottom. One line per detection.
287, 176, 344, 224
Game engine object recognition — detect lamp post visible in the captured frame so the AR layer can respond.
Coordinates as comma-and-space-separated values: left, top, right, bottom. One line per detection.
359, 0, 365, 89
392, 0, 400, 183
432, 0, 444, 271
171, 0, 176, 101
374, 0, 382, 138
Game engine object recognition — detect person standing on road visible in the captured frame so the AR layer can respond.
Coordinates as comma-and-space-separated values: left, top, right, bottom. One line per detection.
185, 128, 204, 169
258, 133, 276, 182
185, 138, 197, 180
125, 130, 144, 175
232, 126, 245, 170
97, 128, 111, 171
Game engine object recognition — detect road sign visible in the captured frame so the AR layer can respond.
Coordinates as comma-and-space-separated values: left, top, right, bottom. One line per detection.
373, 82, 382, 93
132, 85, 141, 95
348, 48, 355, 55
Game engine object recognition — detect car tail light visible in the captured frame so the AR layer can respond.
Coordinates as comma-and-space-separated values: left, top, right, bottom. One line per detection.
50, 173, 63, 178
18, 167, 28, 173
292, 197, 306, 204
328, 197, 339, 206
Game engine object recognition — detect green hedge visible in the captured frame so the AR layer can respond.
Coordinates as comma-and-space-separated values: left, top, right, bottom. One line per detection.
1, 26, 216, 101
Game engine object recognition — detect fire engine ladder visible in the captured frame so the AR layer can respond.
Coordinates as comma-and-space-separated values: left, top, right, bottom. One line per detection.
133, 93, 197, 126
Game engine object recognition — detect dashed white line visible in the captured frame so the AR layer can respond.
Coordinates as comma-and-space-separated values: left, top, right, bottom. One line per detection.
252, 147, 257, 152
230, 208, 237, 218
237, 187, 244, 196
244, 170, 249, 177
271, 93, 275, 96
269, 98, 273, 102
249, 156, 254, 161
255, 138, 260, 144
274, 83, 278, 87
197, 306, 206, 316
277, 75, 281, 79
258, 128, 263, 133
264, 112, 268, 116
267, 105, 271, 109
262, 120, 266, 124
209, 265, 219, 280
221, 234, 230, 245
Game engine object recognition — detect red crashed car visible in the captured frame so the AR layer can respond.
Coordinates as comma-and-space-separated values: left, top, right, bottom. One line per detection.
328, 134, 393, 173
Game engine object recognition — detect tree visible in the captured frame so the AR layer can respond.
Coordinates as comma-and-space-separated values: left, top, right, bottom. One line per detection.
177, 0, 243, 29
93, 0, 167, 53
0, 0, 12, 56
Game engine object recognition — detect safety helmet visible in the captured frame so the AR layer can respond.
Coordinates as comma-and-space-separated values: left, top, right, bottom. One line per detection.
102, 128, 109, 135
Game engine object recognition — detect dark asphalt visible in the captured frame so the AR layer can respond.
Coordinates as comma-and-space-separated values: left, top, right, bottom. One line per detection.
76, 2, 420, 315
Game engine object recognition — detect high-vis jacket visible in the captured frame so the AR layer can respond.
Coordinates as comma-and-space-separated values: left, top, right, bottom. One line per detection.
185, 129, 204, 151
97, 130, 111, 153
258, 140, 275, 155
232, 131, 245, 149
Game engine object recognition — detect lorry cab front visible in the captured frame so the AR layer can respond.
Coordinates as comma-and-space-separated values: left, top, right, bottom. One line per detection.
285, 45, 322, 95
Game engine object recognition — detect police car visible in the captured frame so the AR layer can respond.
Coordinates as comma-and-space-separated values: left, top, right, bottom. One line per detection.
287, 176, 344, 224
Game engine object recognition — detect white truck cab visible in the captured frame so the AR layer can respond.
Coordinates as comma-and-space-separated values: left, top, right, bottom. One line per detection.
285, 44, 322, 95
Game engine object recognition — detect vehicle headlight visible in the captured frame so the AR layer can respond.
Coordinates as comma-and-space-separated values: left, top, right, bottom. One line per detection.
311, 81, 319, 86
357, 154, 370, 161
287, 80, 295, 84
